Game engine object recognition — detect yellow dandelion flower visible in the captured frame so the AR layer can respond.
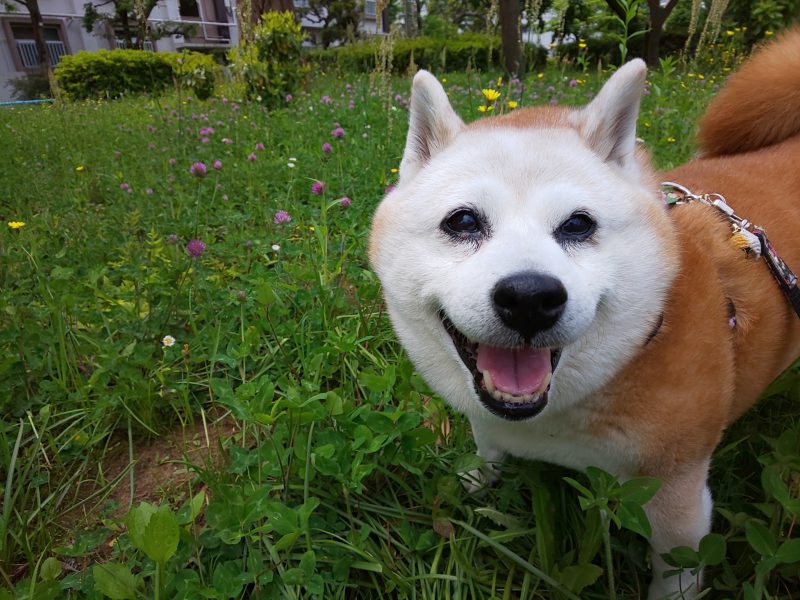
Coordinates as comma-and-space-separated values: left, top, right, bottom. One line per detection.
578, 42, 587, 49
7, 221, 25, 229
390, 168, 398, 173
481, 88, 501, 102
75, 165, 85, 172
497, 76, 503, 87
507, 100, 518, 109
725, 30, 735, 37
478, 105, 489, 112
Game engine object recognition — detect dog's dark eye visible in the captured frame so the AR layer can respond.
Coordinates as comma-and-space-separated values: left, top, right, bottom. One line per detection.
556, 212, 596, 242
444, 209, 480, 234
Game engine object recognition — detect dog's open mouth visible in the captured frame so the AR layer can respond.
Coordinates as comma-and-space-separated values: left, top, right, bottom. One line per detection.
440, 312, 561, 421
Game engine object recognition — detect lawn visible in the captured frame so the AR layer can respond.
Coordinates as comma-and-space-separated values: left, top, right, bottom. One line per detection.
1, 62, 798, 599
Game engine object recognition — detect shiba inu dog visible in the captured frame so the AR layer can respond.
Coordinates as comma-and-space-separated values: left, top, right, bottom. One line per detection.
369, 29, 800, 599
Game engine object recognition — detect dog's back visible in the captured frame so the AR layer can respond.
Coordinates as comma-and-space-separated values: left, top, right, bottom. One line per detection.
664, 27, 800, 420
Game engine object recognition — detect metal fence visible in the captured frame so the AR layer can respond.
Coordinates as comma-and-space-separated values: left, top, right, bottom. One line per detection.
16, 40, 67, 68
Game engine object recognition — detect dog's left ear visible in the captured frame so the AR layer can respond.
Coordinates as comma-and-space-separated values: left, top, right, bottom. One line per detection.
572, 59, 647, 170
400, 70, 465, 183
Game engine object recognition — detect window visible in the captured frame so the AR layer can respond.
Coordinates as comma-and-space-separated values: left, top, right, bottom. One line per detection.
10, 24, 67, 68
293, 0, 309, 8
364, 0, 376, 17
179, 0, 201, 18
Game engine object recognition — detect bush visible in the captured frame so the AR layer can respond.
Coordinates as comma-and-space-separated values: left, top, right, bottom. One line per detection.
9, 71, 52, 100
55, 49, 217, 101
228, 11, 305, 106
309, 34, 505, 74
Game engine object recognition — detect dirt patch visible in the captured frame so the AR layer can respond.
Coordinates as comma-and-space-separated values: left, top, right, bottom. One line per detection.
60, 414, 238, 531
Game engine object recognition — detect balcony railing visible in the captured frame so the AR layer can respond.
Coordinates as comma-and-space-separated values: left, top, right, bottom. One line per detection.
16, 40, 67, 68
115, 39, 156, 51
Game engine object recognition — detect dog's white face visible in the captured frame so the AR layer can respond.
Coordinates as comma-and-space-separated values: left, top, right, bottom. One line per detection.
370, 63, 678, 423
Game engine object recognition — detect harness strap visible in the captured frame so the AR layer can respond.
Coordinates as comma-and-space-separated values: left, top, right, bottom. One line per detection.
662, 182, 800, 319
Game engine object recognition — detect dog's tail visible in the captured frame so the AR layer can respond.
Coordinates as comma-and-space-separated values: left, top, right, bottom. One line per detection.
697, 27, 800, 157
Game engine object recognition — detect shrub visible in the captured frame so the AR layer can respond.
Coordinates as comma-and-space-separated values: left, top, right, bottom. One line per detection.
308, 34, 508, 74
228, 11, 305, 106
55, 49, 217, 100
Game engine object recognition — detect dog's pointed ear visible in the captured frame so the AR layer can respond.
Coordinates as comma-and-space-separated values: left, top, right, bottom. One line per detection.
572, 59, 647, 168
400, 70, 465, 183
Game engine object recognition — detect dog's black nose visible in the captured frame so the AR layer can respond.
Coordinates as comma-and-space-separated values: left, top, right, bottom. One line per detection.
492, 273, 567, 338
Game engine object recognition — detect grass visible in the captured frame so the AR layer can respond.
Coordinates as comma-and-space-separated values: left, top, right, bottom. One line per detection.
0, 58, 798, 599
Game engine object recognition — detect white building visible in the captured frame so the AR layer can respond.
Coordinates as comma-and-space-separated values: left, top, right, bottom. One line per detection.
0, 0, 239, 101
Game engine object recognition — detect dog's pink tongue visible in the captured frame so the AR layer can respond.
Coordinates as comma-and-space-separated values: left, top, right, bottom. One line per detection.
476, 345, 551, 395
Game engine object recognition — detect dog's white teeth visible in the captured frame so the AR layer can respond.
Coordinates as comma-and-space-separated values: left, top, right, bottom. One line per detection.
483, 370, 496, 394
536, 372, 552, 396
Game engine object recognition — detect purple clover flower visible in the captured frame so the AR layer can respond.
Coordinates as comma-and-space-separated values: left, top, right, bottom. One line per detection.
248, 153, 257, 161
186, 239, 207, 257
339, 196, 352, 207
311, 181, 325, 195
322, 142, 332, 154
189, 162, 207, 177
255, 142, 265, 151
213, 159, 222, 170
274, 210, 292, 224
331, 126, 345, 138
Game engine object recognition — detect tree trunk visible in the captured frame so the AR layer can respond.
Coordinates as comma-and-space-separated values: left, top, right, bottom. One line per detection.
644, 0, 679, 65
21, 0, 58, 96
499, 0, 523, 76
404, 0, 417, 37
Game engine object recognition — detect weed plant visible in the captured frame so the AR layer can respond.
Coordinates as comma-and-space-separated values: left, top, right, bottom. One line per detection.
0, 61, 798, 599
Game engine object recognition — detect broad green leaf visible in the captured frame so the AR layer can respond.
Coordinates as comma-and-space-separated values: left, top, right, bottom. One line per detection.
761, 466, 789, 503
558, 563, 603, 593
142, 505, 180, 564
776, 538, 800, 564
745, 519, 778, 557
663, 546, 700, 568
616, 477, 661, 504
617, 501, 652, 537
698, 533, 726, 566
93, 563, 137, 600
40, 557, 62, 581
125, 502, 157, 552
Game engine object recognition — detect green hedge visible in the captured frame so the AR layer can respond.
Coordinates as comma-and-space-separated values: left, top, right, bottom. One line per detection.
309, 34, 504, 73
55, 49, 218, 101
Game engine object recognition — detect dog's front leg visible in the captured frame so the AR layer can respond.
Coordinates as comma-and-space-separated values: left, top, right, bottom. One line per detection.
645, 461, 713, 600
461, 418, 505, 495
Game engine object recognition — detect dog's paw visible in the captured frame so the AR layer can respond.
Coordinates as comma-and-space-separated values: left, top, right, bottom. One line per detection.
460, 463, 501, 496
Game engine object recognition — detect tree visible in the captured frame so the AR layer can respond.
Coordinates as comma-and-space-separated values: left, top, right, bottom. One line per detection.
298, 0, 361, 47
82, 0, 195, 49
498, 0, 523, 74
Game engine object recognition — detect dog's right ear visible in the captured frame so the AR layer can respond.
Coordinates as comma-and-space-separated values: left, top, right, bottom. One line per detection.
399, 70, 465, 183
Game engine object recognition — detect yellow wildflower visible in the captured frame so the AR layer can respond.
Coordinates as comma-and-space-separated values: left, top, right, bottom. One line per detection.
537, 73, 544, 79
75, 165, 85, 172
7, 221, 25, 229
578, 42, 587, 49
765, 30, 773, 36
725, 30, 735, 37
390, 168, 398, 173
507, 100, 518, 109
481, 88, 501, 102
478, 105, 489, 112
497, 76, 503, 87
667, 137, 676, 143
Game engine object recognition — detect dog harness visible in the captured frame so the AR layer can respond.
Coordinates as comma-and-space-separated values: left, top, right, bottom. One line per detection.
661, 182, 800, 319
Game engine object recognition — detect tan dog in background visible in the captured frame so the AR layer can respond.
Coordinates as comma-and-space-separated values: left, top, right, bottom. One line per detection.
370, 29, 800, 598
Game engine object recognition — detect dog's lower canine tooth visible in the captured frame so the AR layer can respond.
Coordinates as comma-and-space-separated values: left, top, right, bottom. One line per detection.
483, 370, 496, 394
536, 372, 552, 396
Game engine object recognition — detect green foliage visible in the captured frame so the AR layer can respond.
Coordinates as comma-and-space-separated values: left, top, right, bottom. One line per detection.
9, 71, 52, 100
310, 34, 506, 73
54, 49, 217, 101
228, 11, 305, 105
1, 58, 798, 598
